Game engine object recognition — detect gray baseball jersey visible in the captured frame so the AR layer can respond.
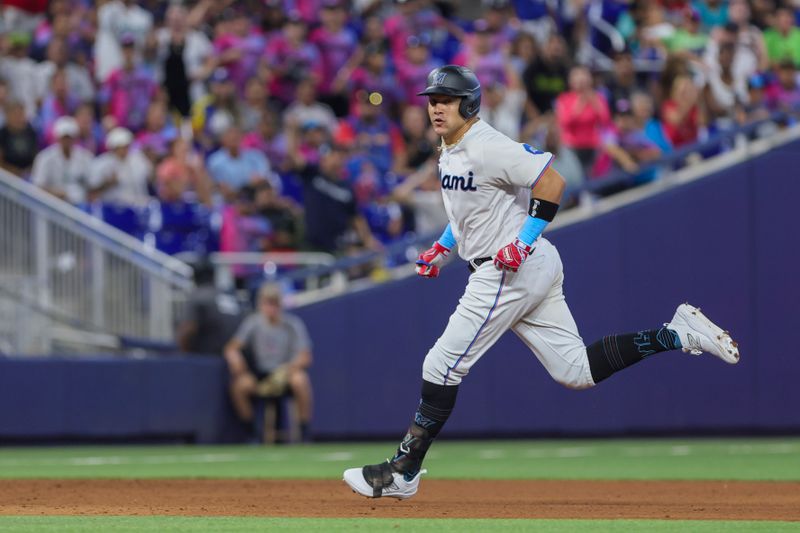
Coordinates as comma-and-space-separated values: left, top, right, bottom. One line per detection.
438, 119, 553, 261
423, 120, 594, 389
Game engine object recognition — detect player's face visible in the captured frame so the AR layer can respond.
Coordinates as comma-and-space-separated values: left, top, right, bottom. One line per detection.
427, 94, 466, 138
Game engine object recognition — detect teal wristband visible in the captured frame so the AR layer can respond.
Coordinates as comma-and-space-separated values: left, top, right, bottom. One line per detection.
517, 217, 548, 247
438, 224, 456, 250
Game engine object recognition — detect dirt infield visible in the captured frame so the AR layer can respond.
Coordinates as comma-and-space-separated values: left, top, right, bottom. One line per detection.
1, 479, 798, 521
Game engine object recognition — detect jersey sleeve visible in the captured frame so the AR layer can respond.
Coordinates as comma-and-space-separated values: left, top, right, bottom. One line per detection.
232, 314, 256, 346
485, 137, 554, 189
288, 315, 312, 355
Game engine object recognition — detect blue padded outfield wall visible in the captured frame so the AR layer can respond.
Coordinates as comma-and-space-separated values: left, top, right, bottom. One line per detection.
0, 356, 241, 444
1, 139, 798, 442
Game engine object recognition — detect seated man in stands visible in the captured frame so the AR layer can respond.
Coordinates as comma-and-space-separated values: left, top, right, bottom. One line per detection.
223, 284, 313, 442
88, 127, 153, 205
30, 116, 95, 205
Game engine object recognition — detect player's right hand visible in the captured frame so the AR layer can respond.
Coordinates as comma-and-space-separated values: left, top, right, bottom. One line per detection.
415, 241, 451, 278
494, 239, 533, 272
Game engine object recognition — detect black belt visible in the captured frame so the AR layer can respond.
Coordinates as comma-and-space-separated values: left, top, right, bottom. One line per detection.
468, 256, 493, 273
468, 246, 537, 273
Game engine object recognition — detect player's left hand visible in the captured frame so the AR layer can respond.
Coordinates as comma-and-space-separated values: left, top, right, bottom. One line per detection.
494, 239, 533, 272
415, 241, 450, 278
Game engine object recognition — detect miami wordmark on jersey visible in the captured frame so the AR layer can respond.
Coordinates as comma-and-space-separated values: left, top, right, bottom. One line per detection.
437, 120, 554, 260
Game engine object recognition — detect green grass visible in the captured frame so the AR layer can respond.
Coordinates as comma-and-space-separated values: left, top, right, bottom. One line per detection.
0, 517, 797, 533
0, 437, 798, 481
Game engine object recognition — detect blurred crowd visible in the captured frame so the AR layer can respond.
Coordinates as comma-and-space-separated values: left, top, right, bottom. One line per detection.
2, 0, 800, 281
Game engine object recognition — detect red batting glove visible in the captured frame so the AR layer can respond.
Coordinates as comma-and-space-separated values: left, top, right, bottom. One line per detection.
415, 241, 451, 278
494, 239, 534, 272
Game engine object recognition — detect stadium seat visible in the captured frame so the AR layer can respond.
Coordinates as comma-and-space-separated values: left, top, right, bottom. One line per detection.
151, 201, 219, 255
252, 391, 300, 445
98, 203, 149, 240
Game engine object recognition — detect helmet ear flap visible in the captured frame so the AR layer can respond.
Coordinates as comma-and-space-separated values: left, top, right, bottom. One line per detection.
458, 91, 480, 119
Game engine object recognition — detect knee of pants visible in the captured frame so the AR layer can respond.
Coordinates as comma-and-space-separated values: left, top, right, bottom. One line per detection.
555, 374, 594, 390
550, 352, 595, 390
422, 350, 466, 386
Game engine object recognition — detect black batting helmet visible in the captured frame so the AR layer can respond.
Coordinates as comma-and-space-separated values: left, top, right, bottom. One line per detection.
417, 65, 481, 119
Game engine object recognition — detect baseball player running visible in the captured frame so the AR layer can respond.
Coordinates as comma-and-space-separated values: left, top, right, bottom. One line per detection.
343, 65, 739, 500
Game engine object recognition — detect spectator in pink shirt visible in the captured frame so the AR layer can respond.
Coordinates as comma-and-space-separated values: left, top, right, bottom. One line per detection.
213, 9, 267, 95
292, 0, 325, 26
74, 102, 105, 155
765, 60, 800, 114
396, 35, 443, 108
452, 19, 507, 90
263, 13, 323, 107
335, 44, 403, 117
38, 67, 79, 145
360, 15, 390, 53
309, 0, 358, 115
242, 109, 290, 174
134, 101, 178, 163
661, 74, 702, 148
482, 0, 518, 50
100, 35, 159, 132
31, 0, 70, 53
156, 136, 212, 205
384, 0, 443, 67
555, 65, 611, 174
219, 188, 273, 277
34, 10, 92, 71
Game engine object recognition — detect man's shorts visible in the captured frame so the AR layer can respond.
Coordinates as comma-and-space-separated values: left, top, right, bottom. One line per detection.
254, 365, 290, 397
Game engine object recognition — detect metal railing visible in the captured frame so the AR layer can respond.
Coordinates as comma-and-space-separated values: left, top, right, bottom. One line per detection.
0, 170, 194, 354
208, 251, 341, 291
0, 283, 121, 355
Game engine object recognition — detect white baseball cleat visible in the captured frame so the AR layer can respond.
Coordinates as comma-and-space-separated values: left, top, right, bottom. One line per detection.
343, 461, 426, 499
666, 303, 740, 364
